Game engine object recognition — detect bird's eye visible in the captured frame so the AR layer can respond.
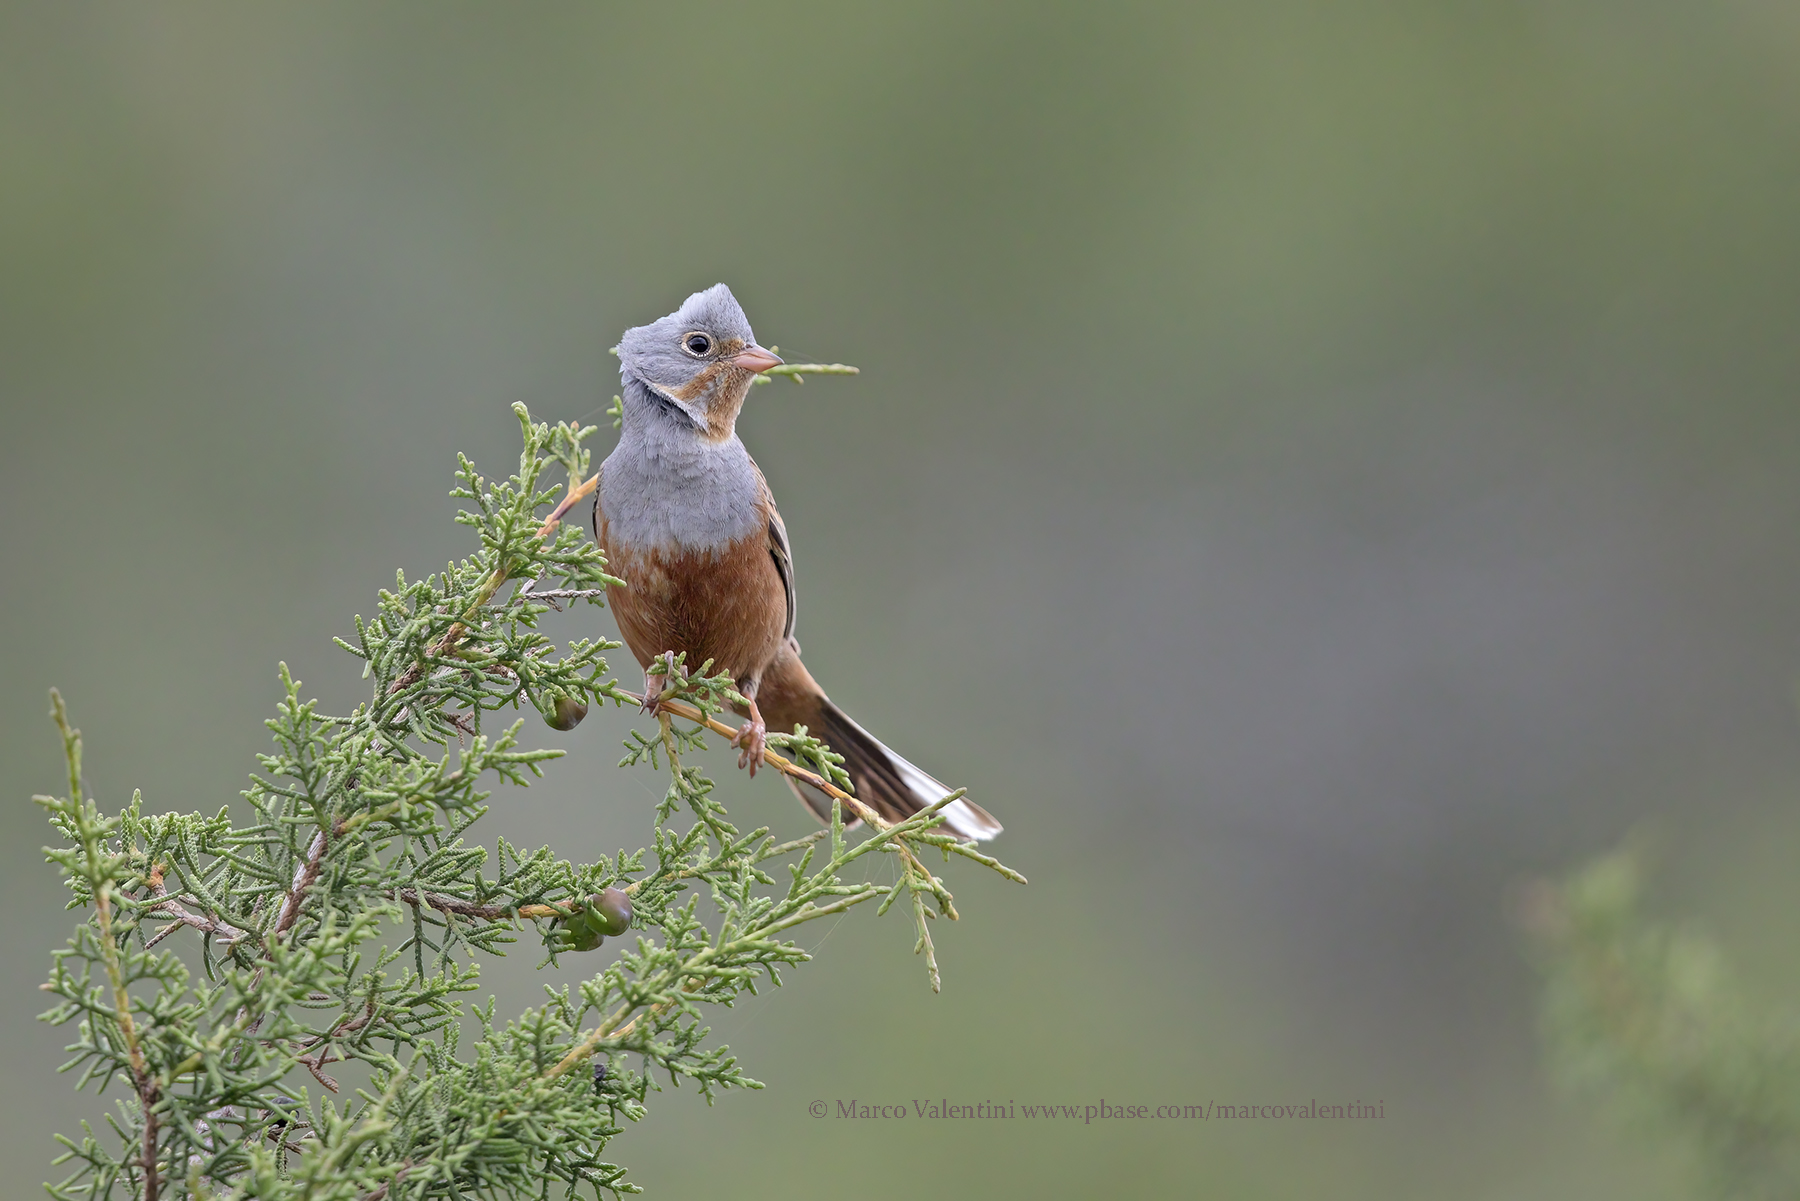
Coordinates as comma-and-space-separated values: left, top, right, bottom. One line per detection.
683, 333, 712, 356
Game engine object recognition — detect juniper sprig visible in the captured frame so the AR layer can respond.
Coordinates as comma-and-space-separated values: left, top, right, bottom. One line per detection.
35, 404, 1023, 1200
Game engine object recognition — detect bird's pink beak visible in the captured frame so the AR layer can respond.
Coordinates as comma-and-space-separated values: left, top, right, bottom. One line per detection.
731, 345, 783, 373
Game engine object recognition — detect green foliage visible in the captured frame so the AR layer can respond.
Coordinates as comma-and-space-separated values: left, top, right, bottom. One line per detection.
1525, 846, 1800, 1199
34, 405, 1021, 1200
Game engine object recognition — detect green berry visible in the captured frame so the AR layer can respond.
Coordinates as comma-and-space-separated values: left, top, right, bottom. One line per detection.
590, 887, 633, 936
544, 695, 588, 731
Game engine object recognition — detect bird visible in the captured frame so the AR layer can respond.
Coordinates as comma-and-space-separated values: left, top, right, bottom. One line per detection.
592, 284, 1001, 841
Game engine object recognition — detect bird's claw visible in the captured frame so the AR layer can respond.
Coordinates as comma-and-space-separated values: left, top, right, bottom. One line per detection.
732, 719, 767, 776
642, 653, 679, 716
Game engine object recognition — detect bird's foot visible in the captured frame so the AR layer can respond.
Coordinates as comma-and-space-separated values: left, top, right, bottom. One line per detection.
641, 653, 681, 717
732, 716, 767, 777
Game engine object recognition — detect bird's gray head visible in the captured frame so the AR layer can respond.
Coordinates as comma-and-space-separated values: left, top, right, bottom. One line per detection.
617, 283, 783, 440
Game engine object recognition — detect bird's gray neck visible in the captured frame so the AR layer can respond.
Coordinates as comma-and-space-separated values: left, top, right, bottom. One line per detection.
600, 375, 764, 554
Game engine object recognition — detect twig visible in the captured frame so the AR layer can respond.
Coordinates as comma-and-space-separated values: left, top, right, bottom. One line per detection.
228, 827, 332, 1050
142, 903, 243, 948
52, 691, 161, 1201
139, 864, 248, 948
275, 829, 327, 940
515, 586, 610, 602
103, 881, 160, 1201
390, 887, 580, 924
752, 362, 860, 383
625, 690, 885, 829
388, 838, 799, 930
293, 998, 381, 1093
359, 1162, 409, 1201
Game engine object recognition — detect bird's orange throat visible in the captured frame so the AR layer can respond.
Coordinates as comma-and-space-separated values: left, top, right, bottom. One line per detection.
665, 337, 756, 441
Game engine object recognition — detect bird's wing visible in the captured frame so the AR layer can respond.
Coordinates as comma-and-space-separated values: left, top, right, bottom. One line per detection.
767, 505, 797, 645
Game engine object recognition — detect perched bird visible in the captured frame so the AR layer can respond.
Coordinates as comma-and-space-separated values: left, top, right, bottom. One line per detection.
593, 284, 1001, 841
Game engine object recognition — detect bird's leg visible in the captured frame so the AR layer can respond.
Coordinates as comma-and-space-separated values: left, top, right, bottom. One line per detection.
731, 679, 767, 777
642, 651, 681, 716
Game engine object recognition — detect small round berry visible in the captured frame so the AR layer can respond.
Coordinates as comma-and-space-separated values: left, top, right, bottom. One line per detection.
545, 695, 588, 731
590, 887, 634, 936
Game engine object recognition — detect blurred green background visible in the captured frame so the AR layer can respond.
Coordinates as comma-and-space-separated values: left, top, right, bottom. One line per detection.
6, 3, 1800, 1196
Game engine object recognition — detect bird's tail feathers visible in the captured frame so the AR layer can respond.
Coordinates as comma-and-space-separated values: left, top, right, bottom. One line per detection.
783, 699, 1001, 842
